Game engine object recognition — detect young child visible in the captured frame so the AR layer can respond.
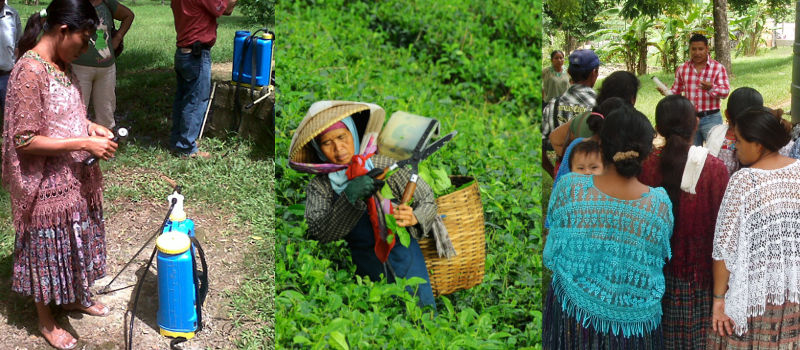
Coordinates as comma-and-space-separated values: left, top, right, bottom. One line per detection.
568, 140, 603, 175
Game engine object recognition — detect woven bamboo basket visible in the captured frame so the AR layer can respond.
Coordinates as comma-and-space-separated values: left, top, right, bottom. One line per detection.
418, 176, 485, 296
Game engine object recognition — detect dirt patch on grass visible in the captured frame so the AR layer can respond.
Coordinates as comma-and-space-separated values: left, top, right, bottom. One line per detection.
0, 184, 256, 349
212, 62, 233, 82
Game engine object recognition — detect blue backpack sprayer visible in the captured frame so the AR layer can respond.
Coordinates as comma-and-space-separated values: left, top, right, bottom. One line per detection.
98, 186, 208, 350
231, 28, 274, 130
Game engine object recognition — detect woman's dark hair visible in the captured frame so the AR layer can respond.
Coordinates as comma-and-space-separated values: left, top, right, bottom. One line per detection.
550, 50, 564, 59
579, 71, 638, 137
568, 140, 601, 169
734, 106, 791, 152
599, 104, 654, 178
17, 0, 98, 58
596, 71, 640, 105
726, 87, 763, 127
655, 95, 697, 214
586, 97, 627, 135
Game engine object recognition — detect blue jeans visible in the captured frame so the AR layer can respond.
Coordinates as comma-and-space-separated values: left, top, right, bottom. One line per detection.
172, 48, 211, 155
346, 213, 437, 311
0, 73, 9, 111
695, 111, 722, 146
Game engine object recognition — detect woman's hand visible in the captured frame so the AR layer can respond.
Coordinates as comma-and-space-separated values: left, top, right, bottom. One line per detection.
84, 136, 118, 160
88, 122, 114, 139
712, 298, 734, 337
393, 204, 418, 227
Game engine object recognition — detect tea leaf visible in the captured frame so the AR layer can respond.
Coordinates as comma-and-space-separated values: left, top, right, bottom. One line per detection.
384, 213, 411, 247
328, 331, 349, 350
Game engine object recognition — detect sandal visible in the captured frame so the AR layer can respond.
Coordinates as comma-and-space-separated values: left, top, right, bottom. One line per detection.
39, 325, 77, 350
63, 301, 110, 317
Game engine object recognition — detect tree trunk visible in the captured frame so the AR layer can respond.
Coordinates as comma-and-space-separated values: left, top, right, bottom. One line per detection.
713, 0, 732, 75
637, 35, 648, 76
565, 32, 579, 54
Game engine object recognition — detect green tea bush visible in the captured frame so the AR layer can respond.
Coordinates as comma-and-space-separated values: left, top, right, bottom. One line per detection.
260, 1, 543, 348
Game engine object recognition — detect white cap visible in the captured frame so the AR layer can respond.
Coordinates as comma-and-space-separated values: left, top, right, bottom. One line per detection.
168, 192, 186, 221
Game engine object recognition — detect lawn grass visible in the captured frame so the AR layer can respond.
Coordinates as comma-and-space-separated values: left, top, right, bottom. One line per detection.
1, 2, 275, 347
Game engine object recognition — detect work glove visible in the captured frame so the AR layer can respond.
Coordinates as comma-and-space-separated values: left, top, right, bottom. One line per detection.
343, 169, 385, 204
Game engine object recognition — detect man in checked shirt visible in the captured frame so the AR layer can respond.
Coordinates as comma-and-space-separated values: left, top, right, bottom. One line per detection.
658, 33, 730, 146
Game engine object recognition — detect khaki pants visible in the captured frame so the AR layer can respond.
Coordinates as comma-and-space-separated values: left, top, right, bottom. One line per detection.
72, 64, 116, 129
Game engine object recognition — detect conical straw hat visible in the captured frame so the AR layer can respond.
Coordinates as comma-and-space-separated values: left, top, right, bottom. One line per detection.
288, 100, 385, 172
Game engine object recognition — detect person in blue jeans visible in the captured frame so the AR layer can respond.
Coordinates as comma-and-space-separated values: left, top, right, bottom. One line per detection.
171, 0, 237, 158
0, 0, 21, 114
657, 33, 730, 146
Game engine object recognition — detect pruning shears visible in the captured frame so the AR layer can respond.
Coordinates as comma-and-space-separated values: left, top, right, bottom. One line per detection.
377, 130, 458, 204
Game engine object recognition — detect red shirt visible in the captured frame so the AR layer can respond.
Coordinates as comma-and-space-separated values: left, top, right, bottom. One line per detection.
638, 149, 729, 284
670, 55, 730, 113
172, 0, 227, 48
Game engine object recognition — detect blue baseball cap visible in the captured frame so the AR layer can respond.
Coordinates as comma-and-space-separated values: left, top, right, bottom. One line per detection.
568, 49, 601, 71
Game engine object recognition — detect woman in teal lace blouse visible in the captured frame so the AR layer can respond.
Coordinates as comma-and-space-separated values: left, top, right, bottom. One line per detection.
543, 105, 674, 349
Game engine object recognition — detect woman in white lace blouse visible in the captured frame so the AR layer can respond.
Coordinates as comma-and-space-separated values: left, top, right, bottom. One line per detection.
709, 107, 800, 349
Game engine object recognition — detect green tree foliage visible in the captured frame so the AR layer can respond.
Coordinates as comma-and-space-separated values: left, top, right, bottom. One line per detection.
729, 0, 791, 15
237, 0, 276, 27
544, 0, 602, 50
729, 0, 791, 57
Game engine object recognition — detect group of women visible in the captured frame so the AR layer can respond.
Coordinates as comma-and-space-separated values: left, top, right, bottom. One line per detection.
543, 67, 800, 349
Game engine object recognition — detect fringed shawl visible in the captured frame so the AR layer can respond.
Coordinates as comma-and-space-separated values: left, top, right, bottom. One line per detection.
1, 51, 103, 233
544, 173, 674, 337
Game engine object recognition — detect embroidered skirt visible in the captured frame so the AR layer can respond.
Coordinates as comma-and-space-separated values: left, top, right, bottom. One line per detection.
707, 301, 800, 350
543, 286, 665, 350
12, 209, 106, 306
661, 273, 712, 349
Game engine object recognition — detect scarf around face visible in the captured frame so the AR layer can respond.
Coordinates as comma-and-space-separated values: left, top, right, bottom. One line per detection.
310, 116, 375, 194
311, 116, 395, 262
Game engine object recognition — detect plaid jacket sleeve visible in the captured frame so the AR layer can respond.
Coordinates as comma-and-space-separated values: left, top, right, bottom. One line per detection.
304, 155, 438, 242
374, 154, 437, 240
670, 65, 684, 96
305, 176, 368, 243
709, 62, 730, 99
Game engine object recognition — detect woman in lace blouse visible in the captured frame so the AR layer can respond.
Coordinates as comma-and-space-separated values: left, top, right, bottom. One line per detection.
2, 2, 118, 349
709, 107, 800, 349
543, 105, 674, 349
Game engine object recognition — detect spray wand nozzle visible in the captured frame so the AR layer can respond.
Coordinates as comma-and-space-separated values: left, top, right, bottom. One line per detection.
85, 127, 129, 166
167, 186, 186, 222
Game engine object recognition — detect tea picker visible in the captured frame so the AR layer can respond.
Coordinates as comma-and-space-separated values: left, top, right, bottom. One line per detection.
98, 186, 208, 350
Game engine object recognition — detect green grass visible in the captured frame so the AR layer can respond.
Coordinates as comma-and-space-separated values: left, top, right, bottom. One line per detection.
1, 2, 275, 347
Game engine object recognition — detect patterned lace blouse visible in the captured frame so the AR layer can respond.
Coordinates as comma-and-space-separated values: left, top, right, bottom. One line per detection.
544, 173, 674, 337
713, 160, 800, 335
1, 51, 102, 232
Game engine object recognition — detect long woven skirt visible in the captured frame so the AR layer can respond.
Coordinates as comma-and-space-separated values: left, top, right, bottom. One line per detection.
11, 209, 106, 307
707, 301, 800, 350
661, 273, 712, 349
542, 285, 665, 350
